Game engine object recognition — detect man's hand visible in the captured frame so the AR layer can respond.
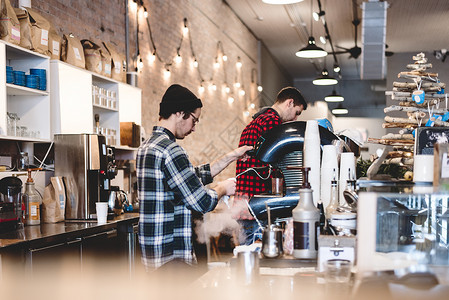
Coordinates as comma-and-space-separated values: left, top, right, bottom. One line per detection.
210, 145, 253, 177
230, 145, 253, 162
215, 177, 236, 199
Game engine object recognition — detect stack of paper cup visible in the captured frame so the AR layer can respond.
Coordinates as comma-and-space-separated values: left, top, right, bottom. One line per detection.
304, 120, 321, 205
321, 145, 339, 209
339, 152, 356, 205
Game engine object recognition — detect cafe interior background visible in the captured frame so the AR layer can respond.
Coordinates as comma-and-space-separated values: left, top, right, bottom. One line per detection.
1, 0, 449, 297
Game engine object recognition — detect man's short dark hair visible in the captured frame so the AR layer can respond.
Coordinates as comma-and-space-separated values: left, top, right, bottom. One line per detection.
275, 87, 308, 110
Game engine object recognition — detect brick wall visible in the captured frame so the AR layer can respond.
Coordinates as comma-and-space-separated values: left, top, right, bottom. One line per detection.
13, 0, 260, 180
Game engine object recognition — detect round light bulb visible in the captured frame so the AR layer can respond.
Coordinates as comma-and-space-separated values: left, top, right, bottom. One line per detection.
175, 54, 182, 64
228, 97, 234, 104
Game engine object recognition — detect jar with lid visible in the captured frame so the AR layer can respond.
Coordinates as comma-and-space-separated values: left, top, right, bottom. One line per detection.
18, 152, 29, 171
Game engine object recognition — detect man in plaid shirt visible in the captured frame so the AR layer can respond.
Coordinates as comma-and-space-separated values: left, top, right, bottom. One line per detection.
137, 84, 251, 274
234, 87, 308, 245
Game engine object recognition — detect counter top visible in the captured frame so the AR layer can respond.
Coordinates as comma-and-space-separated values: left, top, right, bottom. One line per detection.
0, 213, 139, 250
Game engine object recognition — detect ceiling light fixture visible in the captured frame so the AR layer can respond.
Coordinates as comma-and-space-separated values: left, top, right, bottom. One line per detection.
333, 63, 340, 73
313, 69, 337, 85
312, 10, 325, 21
324, 89, 344, 102
332, 103, 348, 115
262, 0, 304, 4
296, 37, 327, 58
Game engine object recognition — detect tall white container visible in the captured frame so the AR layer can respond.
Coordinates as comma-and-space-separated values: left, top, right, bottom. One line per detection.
303, 120, 321, 206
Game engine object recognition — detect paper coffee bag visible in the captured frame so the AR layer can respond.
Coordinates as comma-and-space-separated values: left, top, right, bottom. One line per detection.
24, 7, 50, 55
81, 39, 102, 73
62, 33, 85, 69
42, 177, 66, 223
0, 0, 20, 45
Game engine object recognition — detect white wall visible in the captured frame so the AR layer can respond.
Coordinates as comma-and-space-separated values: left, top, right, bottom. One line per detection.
333, 117, 386, 160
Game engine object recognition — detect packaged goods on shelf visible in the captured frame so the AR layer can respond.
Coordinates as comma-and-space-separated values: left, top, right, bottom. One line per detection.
61, 33, 85, 69
0, 0, 20, 45
23, 7, 51, 56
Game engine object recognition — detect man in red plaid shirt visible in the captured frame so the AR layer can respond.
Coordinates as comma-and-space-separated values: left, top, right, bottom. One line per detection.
233, 87, 308, 245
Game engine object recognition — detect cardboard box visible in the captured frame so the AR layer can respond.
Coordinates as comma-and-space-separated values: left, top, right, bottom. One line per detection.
120, 122, 140, 148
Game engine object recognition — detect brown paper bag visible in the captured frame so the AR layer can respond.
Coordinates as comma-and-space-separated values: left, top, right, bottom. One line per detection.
103, 42, 126, 82
81, 39, 102, 73
100, 44, 112, 78
14, 8, 31, 49
42, 177, 66, 223
48, 26, 61, 60
61, 33, 85, 69
0, 0, 20, 45
24, 7, 50, 55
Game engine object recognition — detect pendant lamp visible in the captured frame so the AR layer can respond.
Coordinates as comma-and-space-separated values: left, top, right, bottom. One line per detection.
313, 69, 337, 86
332, 103, 348, 115
324, 89, 344, 102
296, 37, 327, 58
262, 0, 304, 4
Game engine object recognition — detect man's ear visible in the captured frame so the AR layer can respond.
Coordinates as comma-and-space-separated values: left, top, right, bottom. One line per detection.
287, 98, 294, 107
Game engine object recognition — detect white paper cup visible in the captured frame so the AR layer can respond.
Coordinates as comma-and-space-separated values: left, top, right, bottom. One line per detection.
96, 202, 108, 224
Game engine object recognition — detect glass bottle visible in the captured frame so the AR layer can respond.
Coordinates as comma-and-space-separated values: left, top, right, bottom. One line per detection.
22, 169, 42, 226
326, 179, 339, 223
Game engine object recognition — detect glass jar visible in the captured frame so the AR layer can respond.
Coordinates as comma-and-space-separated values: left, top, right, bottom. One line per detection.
18, 152, 29, 171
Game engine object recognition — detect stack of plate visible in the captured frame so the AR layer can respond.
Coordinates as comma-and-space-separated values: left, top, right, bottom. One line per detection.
6, 66, 14, 84
30, 68, 46, 91
13, 71, 25, 86
25, 74, 40, 89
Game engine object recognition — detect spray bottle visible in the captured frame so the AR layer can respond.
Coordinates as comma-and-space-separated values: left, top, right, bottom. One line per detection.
292, 167, 320, 259
22, 168, 42, 226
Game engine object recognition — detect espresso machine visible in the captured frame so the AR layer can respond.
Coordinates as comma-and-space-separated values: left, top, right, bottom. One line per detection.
54, 134, 117, 219
0, 176, 23, 231
247, 121, 356, 220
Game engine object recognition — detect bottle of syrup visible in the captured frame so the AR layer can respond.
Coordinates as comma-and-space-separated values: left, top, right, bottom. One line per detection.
292, 167, 320, 259
22, 168, 42, 226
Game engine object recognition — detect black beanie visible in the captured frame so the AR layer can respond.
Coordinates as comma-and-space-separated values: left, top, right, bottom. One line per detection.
159, 84, 203, 117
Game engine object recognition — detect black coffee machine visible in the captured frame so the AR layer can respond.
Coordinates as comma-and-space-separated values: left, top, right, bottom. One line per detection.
0, 176, 23, 231
247, 121, 357, 220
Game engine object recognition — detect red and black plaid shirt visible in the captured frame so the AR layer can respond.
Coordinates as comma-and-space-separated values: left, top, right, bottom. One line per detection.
236, 108, 282, 198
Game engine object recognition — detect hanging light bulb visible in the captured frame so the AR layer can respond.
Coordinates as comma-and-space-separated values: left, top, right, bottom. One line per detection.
143, 7, 148, 18
192, 58, 198, 68
137, 55, 144, 72
209, 83, 217, 91
239, 89, 246, 96
319, 36, 327, 45
234, 82, 241, 88
163, 67, 171, 79
257, 85, 263, 92
148, 51, 156, 63
222, 54, 228, 62
243, 111, 250, 117
130, 0, 138, 12
313, 69, 338, 85
324, 89, 344, 102
249, 103, 256, 109
313, 10, 325, 22
225, 85, 230, 94
214, 58, 220, 69
236, 57, 242, 68
182, 18, 189, 36
175, 51, 182, 64
199, 83, 205, 93
333, 63, 341, 73
296, 37, 327, 58
228, 96, 235, 104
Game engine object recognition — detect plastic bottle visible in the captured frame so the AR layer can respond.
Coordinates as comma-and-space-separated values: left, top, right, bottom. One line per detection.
292, 167, 320, 259
22, 169, 42, 226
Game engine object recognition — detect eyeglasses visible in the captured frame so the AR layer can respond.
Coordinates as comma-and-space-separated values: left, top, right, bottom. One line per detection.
189, 113, 199, 125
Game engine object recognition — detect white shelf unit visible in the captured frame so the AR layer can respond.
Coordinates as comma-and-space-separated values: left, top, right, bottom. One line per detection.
50, 60, 141, 146
0, 40, 51, 140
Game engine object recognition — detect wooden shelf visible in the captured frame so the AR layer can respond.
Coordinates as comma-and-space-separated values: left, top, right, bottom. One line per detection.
6, 83, 48, 96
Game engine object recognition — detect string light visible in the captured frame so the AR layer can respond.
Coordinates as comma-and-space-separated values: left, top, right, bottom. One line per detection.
257, 85, 263, 92
148, 51, 156, 63
192, 58, 198, 68
214, 58, 220, 69
163, 67, 171, 79
143, 7, 148, 18
228, 96, 235, 104
130, 0, 138, 12
222, 54, 228, 62
249, 103, 255, 109
137, 55, 144, 72
239, 89, 246, 96
234, 82, 241, 88
225, 85, 230, 94
243, 111, 250, 117
199, 83, 205, 93
236, 56, 242, 68
175, 50, 182, 64
182, 18, 188, 36
209, 83, 217, 91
